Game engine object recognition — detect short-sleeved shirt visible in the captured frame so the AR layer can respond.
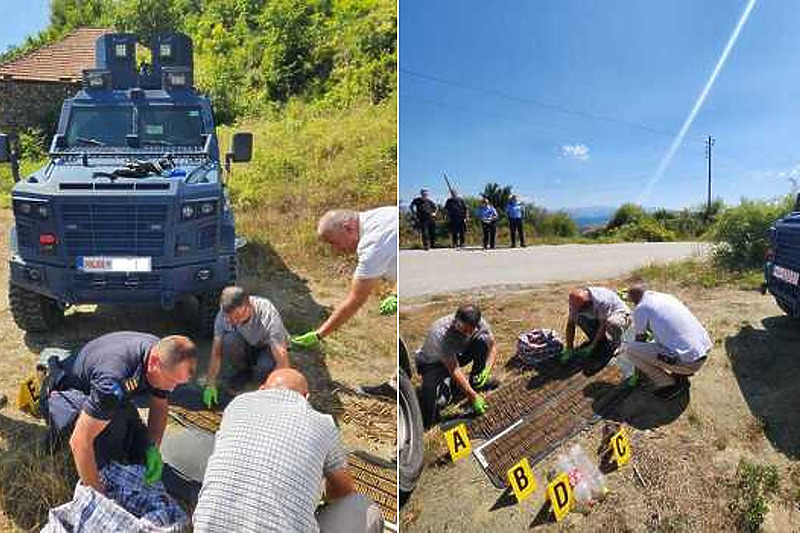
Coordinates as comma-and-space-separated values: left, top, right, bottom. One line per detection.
478, 205, 498, 223
354, 206, 397, 282
632, 291, 712, 363
60, 331, 168, 421
506, 201, 523, 219
193, 388, 348, 533
570, 287, 630, 321
415, 314, 493, 366
444, 196, 468, 220
410, 197, 437, 220
214, 296, 289, 348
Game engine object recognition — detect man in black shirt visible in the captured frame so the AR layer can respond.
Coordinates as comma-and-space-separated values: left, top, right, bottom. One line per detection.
409, 188, 438, 250
44, 331, 197, 493
444, 191, 468, 249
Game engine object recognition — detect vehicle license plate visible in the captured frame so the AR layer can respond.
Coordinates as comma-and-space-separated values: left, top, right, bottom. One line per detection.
773, 265, 800, 286
78, 256, 152, 273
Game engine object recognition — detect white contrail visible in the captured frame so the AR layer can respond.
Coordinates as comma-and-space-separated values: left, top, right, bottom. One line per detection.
638, 0, 757, 204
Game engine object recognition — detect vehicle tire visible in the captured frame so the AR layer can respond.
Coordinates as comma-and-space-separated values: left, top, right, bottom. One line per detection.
774, 296, 798, 317
399, 369, 424, 496
9, 284, 63, 333
196, 291, 221, 338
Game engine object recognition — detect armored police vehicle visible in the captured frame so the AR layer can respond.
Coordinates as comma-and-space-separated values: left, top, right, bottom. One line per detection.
764, 194, 800, 317
0, 32, 251, 335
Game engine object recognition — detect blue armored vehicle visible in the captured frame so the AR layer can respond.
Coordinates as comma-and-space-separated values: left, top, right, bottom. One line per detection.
0, 32, 251, 335
764, 194, 800, 316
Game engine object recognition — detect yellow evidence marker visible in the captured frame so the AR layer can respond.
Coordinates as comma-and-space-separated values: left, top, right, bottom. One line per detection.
609, 427, 632, 467
17, 374, 41, 416
547, 472, 574, 522
444, 423, 471, 462
507, 457, 537, 503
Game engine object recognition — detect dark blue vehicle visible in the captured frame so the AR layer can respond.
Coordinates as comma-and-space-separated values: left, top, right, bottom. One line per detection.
764, 194, 800, 317
0, 32, 251, 335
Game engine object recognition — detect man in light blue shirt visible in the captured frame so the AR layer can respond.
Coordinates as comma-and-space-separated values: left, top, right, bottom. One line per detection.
478, 198, 499, 250
505, 195, 525, 247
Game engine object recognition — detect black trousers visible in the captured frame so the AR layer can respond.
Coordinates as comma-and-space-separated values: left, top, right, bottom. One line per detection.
47, 389, 149, 467
449, 219, 466, 247
417, 337, 490, 428
482, 222, 497, 249
509, 217, 525, 247
419, 218, 436, 249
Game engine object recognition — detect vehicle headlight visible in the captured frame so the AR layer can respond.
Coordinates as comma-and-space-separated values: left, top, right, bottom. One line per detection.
201, 202, 215, 215
37, 205, 50, 219
181, 205, 195, 219
17, 202, 31, 215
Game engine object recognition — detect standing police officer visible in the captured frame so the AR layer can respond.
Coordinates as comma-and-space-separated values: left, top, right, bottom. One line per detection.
44, 332, 197, 493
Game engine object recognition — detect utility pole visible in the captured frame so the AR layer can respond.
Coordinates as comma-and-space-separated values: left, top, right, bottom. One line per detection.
705, 135, 714, 218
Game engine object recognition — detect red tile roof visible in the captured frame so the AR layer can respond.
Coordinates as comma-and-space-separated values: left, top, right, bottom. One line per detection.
0, 27, 110, 83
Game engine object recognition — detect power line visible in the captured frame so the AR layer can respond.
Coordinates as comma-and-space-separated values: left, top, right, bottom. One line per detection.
401, 68, 708, 144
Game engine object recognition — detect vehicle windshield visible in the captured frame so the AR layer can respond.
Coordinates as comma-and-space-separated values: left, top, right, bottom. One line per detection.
139, 107, 204, 146
65, 106, 133, 147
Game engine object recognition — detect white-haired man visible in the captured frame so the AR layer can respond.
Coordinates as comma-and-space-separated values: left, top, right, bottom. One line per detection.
292, 206, 397, 349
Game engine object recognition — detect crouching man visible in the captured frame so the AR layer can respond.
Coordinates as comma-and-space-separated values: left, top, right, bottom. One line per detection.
623, 285, 712, 400
415, 304, 498, 428
44, 332, 197, 493
202, 286, 291, 408
563, 286, 631, 361
193, 368, 383, 533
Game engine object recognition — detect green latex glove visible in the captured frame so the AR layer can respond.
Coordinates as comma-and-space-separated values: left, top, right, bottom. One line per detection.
291, 331, 320, 348
144, 445, 163, 485
473, 365, 492, 388
202, 385, 218, 409
559, 348, 574, 363
472, 395, 487, 415
626, 369, 640, 388
379, 294, 398, 315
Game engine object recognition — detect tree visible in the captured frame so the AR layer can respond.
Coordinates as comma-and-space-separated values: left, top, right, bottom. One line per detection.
607, 203, 646, 230
482, 182, 513, 214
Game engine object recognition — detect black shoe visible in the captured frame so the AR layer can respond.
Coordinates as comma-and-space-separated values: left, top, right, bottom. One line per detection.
355, 382, 396, 401
653, 377, 689, 400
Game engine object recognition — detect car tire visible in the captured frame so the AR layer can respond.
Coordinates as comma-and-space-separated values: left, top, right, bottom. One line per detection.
399, 369, 424, 495
196, 291, 221, 338
9, 284, 63, 333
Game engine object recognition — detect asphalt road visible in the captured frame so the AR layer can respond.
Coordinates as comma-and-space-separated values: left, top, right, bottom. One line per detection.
400, 242, 709, 297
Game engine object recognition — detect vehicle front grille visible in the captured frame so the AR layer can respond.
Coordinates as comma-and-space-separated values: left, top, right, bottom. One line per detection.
198, 224, 217, 250
74, 272, 161, 291
775, 225, 800, 271
61, 203, 168, 257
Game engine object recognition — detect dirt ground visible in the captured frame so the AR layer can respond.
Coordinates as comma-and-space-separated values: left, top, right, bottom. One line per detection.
400, 276, 800, 532
0, 208, 396, 531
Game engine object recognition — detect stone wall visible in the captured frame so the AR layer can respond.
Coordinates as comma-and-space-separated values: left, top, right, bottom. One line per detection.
0, 79, 81, 136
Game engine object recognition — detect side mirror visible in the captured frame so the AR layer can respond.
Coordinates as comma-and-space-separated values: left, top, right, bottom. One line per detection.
230, 132, 253, 163
0, 134, 9, 163
795, 193, 800, 213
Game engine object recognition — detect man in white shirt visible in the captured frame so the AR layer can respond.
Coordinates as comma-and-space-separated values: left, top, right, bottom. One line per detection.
622, 285, 712, 400
292, 207, 397, 348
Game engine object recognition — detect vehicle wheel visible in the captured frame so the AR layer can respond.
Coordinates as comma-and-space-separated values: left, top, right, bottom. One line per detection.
399, 370, 424, 495
774, 296, 798, 317
9, 284, 63, 333
196, 291, 221, 338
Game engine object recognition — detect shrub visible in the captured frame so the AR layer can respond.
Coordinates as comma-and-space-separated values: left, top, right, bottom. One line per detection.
615, 218, 676, 242
607, 202, 646, 230
710, 197, 794, 270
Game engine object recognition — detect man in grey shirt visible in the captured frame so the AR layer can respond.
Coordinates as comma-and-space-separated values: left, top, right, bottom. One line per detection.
193, 368, 383, 533
415, 304, 498, 428
564, 286, 631, 361
202, 286, 291, 408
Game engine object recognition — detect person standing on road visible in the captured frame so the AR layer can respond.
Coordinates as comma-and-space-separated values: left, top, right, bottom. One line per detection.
43, 332, 197, 494
291, 207, 397, 350
414, 304, 498, 428
563, 286, 631, 362
478, 197, 499, 250
409, 188, 438, 250
444, 189, 468, 249
505, 195, 525, 248
622, 285, 712, 400
202, 286, 292, 409
193, 368, 383, 533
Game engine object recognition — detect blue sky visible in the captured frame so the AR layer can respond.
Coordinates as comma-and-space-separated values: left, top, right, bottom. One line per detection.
0, 1, 48, 54
400, 0, 800, 210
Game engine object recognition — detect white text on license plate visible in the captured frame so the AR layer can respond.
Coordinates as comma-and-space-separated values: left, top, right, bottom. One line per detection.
773, 265, 799, 286
79, 257, 152, 273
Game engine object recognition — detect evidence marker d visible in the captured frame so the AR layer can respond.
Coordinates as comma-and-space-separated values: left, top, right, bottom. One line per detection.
547, 472, 574, 522
444, 423, 471, 462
